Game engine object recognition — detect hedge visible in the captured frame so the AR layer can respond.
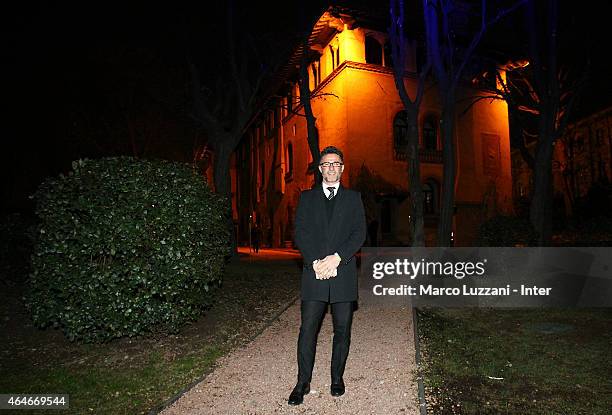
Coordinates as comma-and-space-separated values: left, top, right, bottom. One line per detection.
27, 157, 230, 342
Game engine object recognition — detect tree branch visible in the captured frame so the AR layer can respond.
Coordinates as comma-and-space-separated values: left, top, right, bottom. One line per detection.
452, 0, 528, 90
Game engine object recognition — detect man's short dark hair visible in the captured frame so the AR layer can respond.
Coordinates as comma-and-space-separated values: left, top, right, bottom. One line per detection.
319, 146, 344, 163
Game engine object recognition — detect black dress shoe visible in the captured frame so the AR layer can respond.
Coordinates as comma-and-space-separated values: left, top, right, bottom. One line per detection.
330, 379, 345, 397
288, 383, 310, 405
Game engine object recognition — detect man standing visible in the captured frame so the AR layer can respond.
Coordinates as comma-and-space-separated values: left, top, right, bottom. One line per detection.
288, 146, 366, 405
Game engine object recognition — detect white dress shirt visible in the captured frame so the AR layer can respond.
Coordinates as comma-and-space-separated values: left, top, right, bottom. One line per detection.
315, 182, 341, 279
322, 182, 340, 199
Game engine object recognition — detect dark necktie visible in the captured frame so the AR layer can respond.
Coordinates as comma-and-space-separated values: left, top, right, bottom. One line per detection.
327, 187, 335, 200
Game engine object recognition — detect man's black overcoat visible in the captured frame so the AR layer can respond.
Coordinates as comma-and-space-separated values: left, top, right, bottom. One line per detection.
294, 185, 366, 303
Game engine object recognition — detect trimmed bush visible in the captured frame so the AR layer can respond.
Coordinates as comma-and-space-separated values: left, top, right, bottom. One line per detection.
27, 157, 230, 342
478, 215, 538, 247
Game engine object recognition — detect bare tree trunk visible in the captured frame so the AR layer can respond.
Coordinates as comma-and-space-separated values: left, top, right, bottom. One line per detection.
213, 139, 237, 254
423, 0, 455, 247
213, 141, 232, 196
299, 49, 321, 183
527, 0, 558, 245
265, 118, 283, 247
390, 0, 427, 246
406, 108, 425, 246
437, 99, 456, 246
530, 134, 554, 245
561, 129, 577, 216
424, 0, 526, 246
530, 90, 557, 245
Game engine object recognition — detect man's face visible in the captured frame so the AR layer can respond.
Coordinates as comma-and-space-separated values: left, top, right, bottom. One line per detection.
319, 153, 344, 185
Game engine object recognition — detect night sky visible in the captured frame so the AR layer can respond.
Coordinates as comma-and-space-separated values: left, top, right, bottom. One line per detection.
4, 0, 611, 212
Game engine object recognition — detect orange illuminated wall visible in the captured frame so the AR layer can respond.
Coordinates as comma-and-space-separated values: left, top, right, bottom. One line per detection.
234, 8, 514, 247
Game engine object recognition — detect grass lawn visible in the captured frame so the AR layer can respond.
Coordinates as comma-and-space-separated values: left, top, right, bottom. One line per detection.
417, 308, 612, 415
0, 255, 300, 414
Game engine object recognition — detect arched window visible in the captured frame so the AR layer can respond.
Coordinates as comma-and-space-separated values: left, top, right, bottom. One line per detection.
286, 142, 293, 178
423, 116, 437, 150
423, 179, 439, 214
329, 45, 335, 70
365, 36, 383, 65
423, 183, 434, 214
393, 110, 409, 158
287, 89, 293, 114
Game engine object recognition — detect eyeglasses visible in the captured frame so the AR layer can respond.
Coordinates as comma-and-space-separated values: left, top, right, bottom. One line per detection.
319, 162, 343, 168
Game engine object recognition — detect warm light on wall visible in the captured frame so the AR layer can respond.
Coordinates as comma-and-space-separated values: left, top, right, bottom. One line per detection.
336, 26, 364, 65
504, 59, 529, 70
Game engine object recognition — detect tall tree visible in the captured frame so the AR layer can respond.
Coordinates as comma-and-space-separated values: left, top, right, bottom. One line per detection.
298, 43, 322, 183
523, 0, 586, 244
189, 1, 268, 251
422, 0, 526, 246
390, 0, 431, 246
190, 10, 265, 195
473, 0, 588, 244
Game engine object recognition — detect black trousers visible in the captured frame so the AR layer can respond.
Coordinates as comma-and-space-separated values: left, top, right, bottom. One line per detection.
297, 300, 354, 384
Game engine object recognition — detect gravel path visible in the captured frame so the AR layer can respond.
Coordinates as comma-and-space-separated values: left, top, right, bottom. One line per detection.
161, 286, 419, 414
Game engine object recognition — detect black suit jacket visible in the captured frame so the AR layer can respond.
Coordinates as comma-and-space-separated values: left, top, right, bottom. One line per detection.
294, 184, 366, 303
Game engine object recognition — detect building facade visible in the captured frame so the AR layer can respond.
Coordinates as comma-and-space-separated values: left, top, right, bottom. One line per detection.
232, 6, 514, 247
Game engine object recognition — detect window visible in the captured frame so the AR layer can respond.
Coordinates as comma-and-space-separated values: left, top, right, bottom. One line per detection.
365, 36, 383, 65
311, 60, 321, 88
383, 41, 393, 67
336, 46, 340, 67
287, 89, 293, 114
393, 110, 409, 158
286, 142, 294, 178
423, 180, 439, 214
329, 45, 336, 70
423, 183, 434, 214
423, 116, 437, 150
